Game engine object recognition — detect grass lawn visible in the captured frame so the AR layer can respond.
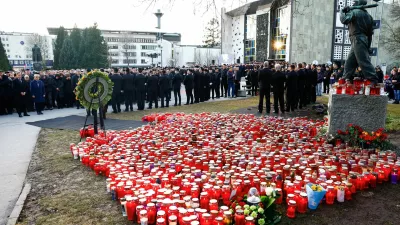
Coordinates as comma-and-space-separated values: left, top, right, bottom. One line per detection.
17, 129, 127, 225
107, 96, 329, 121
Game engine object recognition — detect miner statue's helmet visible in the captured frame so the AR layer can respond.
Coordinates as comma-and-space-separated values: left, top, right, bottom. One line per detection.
352, 0, 368, 6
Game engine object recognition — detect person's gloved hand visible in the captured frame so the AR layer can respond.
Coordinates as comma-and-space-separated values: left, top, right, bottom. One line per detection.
342, 6, 351, 13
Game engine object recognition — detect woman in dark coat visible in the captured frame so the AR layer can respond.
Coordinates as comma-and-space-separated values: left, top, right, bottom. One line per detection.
30, 74, 45, 115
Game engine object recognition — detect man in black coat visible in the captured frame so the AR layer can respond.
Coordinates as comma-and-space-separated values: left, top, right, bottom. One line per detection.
159, 70, 170, 108
0, 70, 12, 115
147, 71, 159, 109
310, 64, 318, 103
63, 74, 74, 108
211, 68, 221, 99
251, 67, 259, 96
258, 61, 273, 114
271, 64, 286, 114
41, 73, 55, 110
172, 69, 182, 106
13, 72, 30, 117
167, 69, 174, 103
54, 74, 64, 109
286, 64, 298, 112
110, 68, 123, 113
123, 69, 135, 111
184, 69, 194, 105
193, 68, 202, 103
221, 65, 228, 98
71, 70, 81, 109
134, 68, 146, 110
296, 63, 307, 109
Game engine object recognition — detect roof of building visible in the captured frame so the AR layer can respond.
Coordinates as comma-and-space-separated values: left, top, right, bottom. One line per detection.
46, 27, 182, 42
225, 0, 288, 17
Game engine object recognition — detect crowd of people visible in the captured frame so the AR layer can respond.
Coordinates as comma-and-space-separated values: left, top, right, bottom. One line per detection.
0, 62, 398, 117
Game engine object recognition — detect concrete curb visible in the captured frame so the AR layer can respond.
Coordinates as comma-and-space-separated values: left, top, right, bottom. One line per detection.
6, 183, 31, 225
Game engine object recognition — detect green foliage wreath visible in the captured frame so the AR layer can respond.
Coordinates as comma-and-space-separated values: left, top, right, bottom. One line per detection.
75, 71, 113, 110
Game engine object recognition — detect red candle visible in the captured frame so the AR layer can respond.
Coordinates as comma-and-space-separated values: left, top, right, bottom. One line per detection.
297, 193, 308, 214
147, 203, 156, 225
325, 186, 335, 205
286, 200, 296, 219
369, 173, 377, 188
345, 184, 352, 201
126, 196, 135, 221
200, 192, 210, 211
209, 199, 218, 211
235, 210, 245, 225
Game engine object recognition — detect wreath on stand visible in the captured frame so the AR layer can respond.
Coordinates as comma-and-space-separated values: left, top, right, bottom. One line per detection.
75, 71, 113, 110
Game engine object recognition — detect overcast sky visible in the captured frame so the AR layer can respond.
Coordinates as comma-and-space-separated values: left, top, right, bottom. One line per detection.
0, 0, 253, 45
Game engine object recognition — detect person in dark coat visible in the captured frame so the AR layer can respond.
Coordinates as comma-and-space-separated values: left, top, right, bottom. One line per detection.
376, 66, 384, 83
159, 70, 170, 108
24, 75, 34, 112
134, 68, 146, 110
204, 69, 211, 101
167, 69, 174, 104
13, 72, 30, 117
147, 71, 159, 109
122, 69, 135, 111
110, 68, 123, 113
323, 66, 331, 94
310, 64, 318, 103
184, 69, 194, 105
211, 68, 221, 99
193, 68, 202, 103
71, 71, 81, 109
41, 74, 55, 110
54, 74, 64, 109
286, 64, 298, 112
63, 74, 74, 108
258, 62, 273, 114
227, 68, 235, 98
0, 70, 12, 115
296, 63, 307, 109
271, 64, 286, 114
251, 67, 259, 96
172, 69, 182, 106
2, 71, 14, 114
221, 65, 228, 98
30, 74, 45, 115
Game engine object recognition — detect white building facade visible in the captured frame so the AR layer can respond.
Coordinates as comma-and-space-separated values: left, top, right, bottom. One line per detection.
0, 31, 54, 69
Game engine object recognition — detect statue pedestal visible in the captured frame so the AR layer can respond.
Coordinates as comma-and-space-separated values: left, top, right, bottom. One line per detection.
327, 93, 388, 134
33, 62, 42, 71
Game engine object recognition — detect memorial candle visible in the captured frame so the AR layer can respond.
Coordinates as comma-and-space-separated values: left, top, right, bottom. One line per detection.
234, 210, 245, 225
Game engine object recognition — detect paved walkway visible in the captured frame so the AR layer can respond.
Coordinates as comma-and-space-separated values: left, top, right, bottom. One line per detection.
0, 87, 242, 224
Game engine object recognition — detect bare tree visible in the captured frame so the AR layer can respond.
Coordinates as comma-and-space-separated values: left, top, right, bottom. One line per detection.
25, 34, 50, 65
121, 33, 135, 66
381, 2, 400, 59
203, 17, 221, 47
194, 49, 204, 65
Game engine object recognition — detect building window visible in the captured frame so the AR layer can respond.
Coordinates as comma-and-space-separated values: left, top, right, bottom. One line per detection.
141, 59, 146, 64
133, 38, 155, 43
141, 52, 147, 57
123, 59, 137, 64
125, 52, 136, 57
108, 44, 118, 49
110, 52, 119, 56
7, 49, 9, 52
107, 37, 120, 42
141, 45, 156, 50
123, 45, 136, 50
7, 55, 10, 58
111, 59, 119, 64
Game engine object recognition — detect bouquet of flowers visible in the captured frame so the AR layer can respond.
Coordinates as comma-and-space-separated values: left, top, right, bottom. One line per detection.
336, 124, 391, 150
305, 184, 326, 210
230, 187, 281, 225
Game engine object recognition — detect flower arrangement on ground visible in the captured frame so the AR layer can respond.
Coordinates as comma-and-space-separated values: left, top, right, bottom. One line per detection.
336, 124, 391, 150
230, 187, 281, 225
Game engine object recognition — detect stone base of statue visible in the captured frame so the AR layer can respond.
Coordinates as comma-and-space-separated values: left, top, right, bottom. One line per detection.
33, 62, 42, 71
327, 93, 388, 134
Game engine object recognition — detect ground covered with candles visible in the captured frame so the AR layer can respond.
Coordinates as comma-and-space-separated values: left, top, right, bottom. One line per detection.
17, 110, 400, 225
